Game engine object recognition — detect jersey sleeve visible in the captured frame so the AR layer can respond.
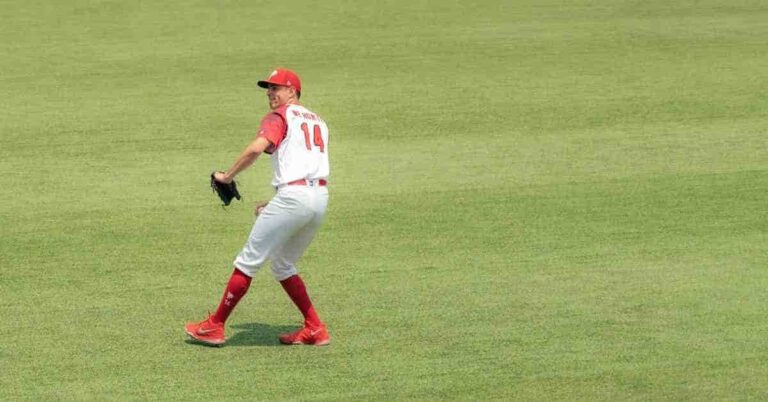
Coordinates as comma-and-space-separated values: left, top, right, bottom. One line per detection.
257, 112, 287, 154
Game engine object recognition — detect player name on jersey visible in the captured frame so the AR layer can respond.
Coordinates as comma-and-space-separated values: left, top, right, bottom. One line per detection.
291, 109, 320, 122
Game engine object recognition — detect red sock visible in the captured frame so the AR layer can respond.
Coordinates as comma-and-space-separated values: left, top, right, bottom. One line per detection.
280, 275, 322, 328
212, 268, 252, 324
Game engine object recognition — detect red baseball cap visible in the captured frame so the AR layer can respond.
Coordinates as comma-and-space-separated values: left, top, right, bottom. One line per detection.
257, 68, 302, 93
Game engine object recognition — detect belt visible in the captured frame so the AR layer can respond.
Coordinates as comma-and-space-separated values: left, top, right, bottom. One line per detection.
278, 178, 327, 189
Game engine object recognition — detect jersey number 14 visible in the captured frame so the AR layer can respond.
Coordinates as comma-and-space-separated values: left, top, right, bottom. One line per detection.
301, 123, 325, 153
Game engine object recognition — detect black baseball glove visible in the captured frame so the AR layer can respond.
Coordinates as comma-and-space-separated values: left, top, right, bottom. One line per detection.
210, 172, 241, 206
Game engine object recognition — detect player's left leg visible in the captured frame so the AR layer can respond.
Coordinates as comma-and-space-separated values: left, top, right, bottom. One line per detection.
185, 268, 252, 347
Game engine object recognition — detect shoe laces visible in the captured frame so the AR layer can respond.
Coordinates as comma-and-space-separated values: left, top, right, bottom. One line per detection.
197, 312, 217, 327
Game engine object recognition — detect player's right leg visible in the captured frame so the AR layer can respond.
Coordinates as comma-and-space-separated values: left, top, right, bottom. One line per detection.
273, 228, 330, 346
271, 187, 330, 346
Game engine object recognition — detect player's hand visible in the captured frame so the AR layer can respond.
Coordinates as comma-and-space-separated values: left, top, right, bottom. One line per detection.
254, 201, 269, 216
214, 171, 233, 184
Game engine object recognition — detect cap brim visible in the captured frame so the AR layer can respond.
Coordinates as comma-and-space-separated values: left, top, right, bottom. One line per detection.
257, 79, 300, 93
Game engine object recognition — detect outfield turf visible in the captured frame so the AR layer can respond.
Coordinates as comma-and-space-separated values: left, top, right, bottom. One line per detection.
2, 0, 767, 400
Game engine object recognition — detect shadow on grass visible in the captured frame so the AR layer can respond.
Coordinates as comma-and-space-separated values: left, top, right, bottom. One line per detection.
183, 322, 299, 348
227, 322, 298, 347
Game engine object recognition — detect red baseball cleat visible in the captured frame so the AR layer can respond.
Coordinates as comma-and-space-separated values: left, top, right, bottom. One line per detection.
185, 315, 226, 347
279, 325, 330, 346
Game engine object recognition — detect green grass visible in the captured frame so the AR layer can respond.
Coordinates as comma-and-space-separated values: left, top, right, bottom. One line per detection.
2, 0, 767, 400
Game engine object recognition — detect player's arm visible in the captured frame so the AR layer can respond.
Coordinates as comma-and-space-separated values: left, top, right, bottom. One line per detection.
215, 112, 285, 183
215, 136, 272, 183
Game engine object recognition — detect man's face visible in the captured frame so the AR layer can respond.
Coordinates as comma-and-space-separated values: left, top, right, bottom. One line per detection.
266, 84, 294, 110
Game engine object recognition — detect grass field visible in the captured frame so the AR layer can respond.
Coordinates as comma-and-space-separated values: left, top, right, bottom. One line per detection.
2, 0, 767, 400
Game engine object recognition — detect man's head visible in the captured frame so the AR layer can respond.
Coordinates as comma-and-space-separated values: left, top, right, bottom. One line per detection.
257, 68, 302, 110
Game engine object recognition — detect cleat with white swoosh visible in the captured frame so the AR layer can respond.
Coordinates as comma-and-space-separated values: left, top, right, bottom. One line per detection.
185, 314, 226, 347
279, 325, 330, 346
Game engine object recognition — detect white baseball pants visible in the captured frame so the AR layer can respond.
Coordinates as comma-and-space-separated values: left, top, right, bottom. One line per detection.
233, 185, 328, 280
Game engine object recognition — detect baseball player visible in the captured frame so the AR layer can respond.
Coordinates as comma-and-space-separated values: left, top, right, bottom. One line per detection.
186, 68, 331, 347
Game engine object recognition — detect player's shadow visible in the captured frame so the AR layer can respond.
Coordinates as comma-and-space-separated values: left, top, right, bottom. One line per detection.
226, 322, 298, 347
